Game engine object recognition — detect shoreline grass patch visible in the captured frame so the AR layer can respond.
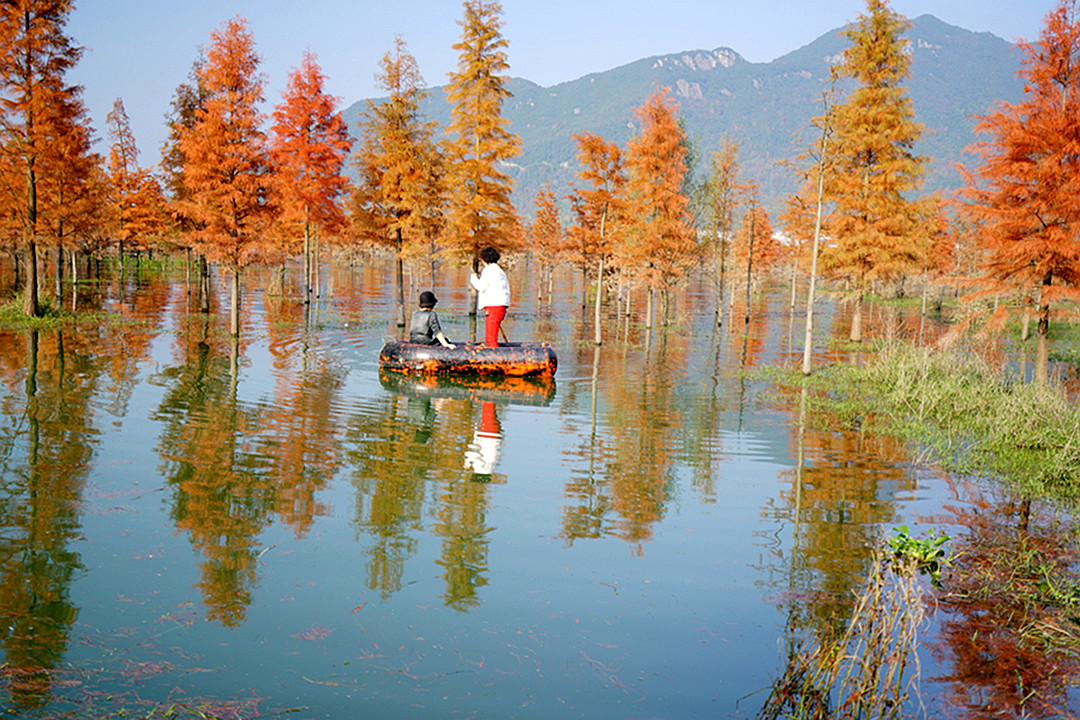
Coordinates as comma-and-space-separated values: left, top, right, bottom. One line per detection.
779, 345, 1080, 509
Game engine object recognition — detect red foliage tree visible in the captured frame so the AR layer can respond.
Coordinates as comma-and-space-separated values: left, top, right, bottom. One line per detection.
566, 132, 625, 343
106, 98, 166, 261
269, 50, 352, 303
0, 0, 83, 316
444, 0, 520, 268
351, 36, 445, 325
620, 88, 698, 326
820, 0, 927, 342
526, 182, 563, 302
176, 16, 269, 336
960, 0, 1080, 386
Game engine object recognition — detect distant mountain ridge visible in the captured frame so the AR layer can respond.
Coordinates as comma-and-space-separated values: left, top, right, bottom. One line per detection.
344, 14, 1024, 218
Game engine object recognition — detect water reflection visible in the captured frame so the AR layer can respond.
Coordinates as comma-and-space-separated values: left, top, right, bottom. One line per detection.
0, 330, 88, 710
464, 401, 502, 477
354, 372, 555, 610
929, 484, 1080, 718
152, 324, 267, 626
1, 259, 1073, 716
763, 379, 913, 639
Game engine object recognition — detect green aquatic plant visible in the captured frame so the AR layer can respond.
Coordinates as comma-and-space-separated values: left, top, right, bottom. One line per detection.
0, 298, 69, 328
887, 525, 950, 586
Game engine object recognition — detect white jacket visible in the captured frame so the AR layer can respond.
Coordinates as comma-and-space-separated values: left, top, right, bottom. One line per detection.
470, 263, 510, 309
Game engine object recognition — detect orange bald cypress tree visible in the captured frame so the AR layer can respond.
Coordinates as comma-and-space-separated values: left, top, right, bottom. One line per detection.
621, 88, 698, 326
734, 204, 781, 286
0, 0, 83, 316
351, 36, 445, 326
106, 98, 166, 260
701, 142, 744, 323
269, 50, 352, 305
820, 0, 927, 342
566, 132, 625, 343
444, 0, 521, 275
37, 77, 97, 297
177, 16, 269, 337
526, 182, 562, 302
961, 0, 1080, 386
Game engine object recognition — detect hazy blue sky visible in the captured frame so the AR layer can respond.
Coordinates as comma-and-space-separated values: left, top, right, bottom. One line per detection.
66, 0, 1058, 163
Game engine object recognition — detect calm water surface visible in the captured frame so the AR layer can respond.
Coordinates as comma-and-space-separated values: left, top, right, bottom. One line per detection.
0, 259, 1071, 718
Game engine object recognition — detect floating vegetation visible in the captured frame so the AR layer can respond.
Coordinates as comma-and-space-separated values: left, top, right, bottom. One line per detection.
887, 524, 951, 588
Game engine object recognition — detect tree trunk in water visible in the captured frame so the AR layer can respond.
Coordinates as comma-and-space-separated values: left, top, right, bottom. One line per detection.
593, 254, 604, 346
70, 250, 78, 312
744, 212, 756, 327
200, 256, 210, 313
230, 267, 241, 337
850, 291, 863, 343
314, 234, 321, 299
54, 244, 62, 299
1035, 277, 1051, 387
788, 260, 798, 311
395, 229, 406, 327
23, 240, 38, 317
22, 154, 39, 317
715, 232, 725, 328
302, 221, 311, 305
468, 255, 479, 317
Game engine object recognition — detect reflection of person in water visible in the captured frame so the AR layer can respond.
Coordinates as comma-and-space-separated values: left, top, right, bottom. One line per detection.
407, 396, 437, 444
464, 401, 503, 476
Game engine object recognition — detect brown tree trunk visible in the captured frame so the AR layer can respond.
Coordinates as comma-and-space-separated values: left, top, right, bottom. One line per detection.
395, 228, 406, 327
850, 290, 864, 343
1035, 278, 1051, 387
230, 267, 241, 337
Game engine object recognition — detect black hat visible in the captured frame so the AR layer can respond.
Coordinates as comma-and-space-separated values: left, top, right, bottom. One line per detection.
419, 291, 437, 308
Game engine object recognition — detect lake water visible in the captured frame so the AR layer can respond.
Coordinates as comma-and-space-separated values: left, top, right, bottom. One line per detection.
0, 257, 1073, 718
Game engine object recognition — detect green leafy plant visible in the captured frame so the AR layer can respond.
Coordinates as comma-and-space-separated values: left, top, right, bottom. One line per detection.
888, 525, 950, 586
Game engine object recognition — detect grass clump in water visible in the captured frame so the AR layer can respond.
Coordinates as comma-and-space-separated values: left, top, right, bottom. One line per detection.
0, 298, 70, 329
801, 345, 1080, 509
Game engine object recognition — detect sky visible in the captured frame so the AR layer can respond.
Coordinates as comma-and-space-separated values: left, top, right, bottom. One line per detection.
66, 0, 1058, 163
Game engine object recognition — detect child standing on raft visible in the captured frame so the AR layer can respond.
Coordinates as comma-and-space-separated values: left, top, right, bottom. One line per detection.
469, 247, 510, 347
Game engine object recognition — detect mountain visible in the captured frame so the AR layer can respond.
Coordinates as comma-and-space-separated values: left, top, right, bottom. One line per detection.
343, 14, 1024, 219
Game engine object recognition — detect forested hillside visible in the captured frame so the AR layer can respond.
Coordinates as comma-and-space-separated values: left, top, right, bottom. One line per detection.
344, 14, 1023, 217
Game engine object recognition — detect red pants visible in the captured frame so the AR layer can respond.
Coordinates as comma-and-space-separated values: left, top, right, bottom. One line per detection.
484, 306, 507, 347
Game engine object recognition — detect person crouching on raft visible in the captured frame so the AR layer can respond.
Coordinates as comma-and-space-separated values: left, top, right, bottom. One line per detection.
409, 291, 455, 348
469, 246, 510, 347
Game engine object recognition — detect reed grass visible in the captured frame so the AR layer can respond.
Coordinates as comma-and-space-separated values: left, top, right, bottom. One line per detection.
758, 550, 926, 720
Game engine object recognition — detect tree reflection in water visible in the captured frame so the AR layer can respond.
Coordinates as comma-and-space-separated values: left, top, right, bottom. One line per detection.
931, 486, 1080, 719
349, 372, 555, 610
0, 330, 89, 709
